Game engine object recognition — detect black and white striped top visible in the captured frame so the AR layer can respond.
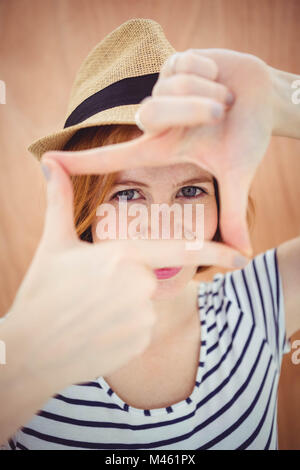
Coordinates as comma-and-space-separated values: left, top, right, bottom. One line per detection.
2, 247, 291, 450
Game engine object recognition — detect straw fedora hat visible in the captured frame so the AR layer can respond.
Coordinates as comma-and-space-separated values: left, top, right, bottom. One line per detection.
28, 18, 177, 161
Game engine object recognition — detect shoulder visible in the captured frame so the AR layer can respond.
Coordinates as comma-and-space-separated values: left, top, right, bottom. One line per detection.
198, 247, 291, 362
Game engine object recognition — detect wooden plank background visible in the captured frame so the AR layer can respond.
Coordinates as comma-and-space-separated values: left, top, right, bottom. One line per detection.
0, 0, 299, 449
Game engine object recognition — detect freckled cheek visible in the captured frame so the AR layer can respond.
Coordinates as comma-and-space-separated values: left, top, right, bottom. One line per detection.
187, 199, 218, 241
203, 200, 219, 240
92, 211, 146, 242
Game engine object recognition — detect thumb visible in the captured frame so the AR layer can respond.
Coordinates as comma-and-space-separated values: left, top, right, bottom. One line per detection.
40, 156, 79, 249
218, 173, 253, 257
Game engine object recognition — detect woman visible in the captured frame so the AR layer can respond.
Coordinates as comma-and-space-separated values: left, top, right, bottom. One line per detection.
0, 19, 299, 450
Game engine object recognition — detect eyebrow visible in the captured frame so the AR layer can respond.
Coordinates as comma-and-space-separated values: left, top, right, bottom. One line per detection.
112, 177, 213, 188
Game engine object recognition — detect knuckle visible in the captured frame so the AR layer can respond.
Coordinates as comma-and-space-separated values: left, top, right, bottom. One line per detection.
140, 96, 152, 107
174, 75, 192, 94
203, 58, 219, 79
138, 98, 155, 123
216, 83, 230, 101
186, 51, 219, 79
181, 50, 198, 69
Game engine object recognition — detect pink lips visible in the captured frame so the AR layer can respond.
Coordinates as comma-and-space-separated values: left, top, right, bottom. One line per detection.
154, 267, 182, 280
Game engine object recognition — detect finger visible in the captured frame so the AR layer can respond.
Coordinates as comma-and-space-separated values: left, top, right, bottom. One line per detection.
160, 50, 219, 81
42, 131, 172, 176
95, 238, 250, 270
135, 95, 225, 134
218, 174, 253, 257
40, 157, 79, 249
152, 73, 235, 107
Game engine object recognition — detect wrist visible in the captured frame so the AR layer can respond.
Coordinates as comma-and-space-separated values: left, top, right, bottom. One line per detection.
270, 65, 300, 139
0, 314, 59, 443
0, 310, 60, 397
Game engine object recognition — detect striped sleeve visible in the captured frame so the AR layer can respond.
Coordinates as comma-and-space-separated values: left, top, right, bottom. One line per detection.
224, 247, 291, 373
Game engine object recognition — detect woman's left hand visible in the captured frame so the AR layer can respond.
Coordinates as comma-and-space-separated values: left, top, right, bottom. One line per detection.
43, 49, 276, 256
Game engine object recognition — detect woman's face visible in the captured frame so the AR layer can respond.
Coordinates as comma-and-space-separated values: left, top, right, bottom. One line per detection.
91, 159, 218, 300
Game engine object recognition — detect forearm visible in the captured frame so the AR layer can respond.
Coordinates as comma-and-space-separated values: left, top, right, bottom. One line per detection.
270, 65, 300, 139
0, 315, 59, 445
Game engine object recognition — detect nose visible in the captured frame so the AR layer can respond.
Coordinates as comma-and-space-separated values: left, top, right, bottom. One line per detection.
133, 202, 196, 242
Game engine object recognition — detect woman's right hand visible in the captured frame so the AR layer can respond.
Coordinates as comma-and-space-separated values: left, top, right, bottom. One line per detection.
6, 158, 160, 390
5, 158, 247, 393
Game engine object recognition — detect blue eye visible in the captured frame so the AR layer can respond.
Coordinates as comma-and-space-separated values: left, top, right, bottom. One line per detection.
111, 189, 140, 201
177, 186, 206, 198
110, 185, 207, 202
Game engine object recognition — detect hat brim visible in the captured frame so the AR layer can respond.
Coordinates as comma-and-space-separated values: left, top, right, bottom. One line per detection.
28, 104, 141, 161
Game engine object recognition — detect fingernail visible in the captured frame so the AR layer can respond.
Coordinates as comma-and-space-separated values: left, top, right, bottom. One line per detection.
135, 109, 145, 132
212, 103, 224, 119
226, 91, 235, 106
233, 255, 249, 268
41, 161, 51, 181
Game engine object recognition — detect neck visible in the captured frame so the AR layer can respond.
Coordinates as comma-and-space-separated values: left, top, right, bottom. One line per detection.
149, 279, 199, 346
